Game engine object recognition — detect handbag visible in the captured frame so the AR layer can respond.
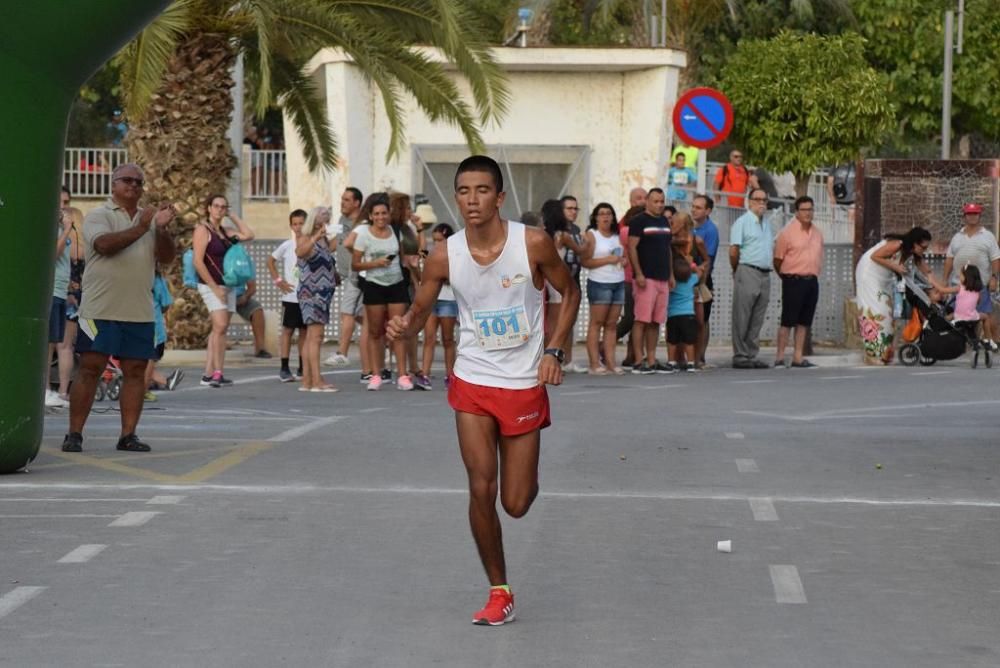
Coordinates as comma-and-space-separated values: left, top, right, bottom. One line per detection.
697, 282, 713, 302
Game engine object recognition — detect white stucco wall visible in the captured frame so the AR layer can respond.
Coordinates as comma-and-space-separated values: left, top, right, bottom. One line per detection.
285, 47, 686, 215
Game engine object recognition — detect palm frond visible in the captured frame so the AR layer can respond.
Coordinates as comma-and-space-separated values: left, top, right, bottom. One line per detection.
115, 0, 195, 120
269, 54, 339, 172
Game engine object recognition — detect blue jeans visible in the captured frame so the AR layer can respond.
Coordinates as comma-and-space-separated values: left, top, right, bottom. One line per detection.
586, 279, 625, 305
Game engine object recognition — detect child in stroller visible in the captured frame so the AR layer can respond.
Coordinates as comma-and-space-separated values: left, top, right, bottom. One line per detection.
898, 267, 992, 368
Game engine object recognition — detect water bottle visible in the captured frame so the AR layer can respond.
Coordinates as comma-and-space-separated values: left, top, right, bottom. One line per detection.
893, 278, 905, 319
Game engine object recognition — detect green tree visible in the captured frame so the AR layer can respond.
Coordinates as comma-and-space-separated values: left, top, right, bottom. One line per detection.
720, 31, 894, 195
117, 0, 509, 347
852, 0, 1000, 155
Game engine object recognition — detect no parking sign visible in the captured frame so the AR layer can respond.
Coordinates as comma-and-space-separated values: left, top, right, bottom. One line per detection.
672, 88, 734, 150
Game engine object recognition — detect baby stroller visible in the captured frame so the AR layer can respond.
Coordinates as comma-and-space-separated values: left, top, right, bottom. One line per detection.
897, 275, 990, 368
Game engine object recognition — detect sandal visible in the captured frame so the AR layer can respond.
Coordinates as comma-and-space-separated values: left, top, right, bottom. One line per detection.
587, 367, 609, 375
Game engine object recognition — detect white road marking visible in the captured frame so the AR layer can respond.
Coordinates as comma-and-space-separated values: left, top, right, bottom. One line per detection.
820, 375, 863, 380
6, 482, 1000, 509
0, 587, 47, 619
562, 390, 601, 396
630, 384, 683, 390
725, 432, 745, 440
911, 370, 953, 376
737, 398, 1000, 422
749, 498, 779, 521
735, 458, 759, 473
58, 544, 107, 563
359, 407, 387, 414
770, 565, 807, 604
0, 514, 118, 519
267, 416, 346, 443
147, 495, 184, 505
174, 374, 278, 392
731, 379, 775, 384
0, 498, 148, 503
108, 511, 160, 527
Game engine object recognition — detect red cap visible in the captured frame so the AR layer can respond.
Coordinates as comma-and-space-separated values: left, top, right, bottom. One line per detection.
963, 203, 983, 214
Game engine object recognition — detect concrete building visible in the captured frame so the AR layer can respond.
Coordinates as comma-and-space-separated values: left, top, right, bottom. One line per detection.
284, 46, 687, 224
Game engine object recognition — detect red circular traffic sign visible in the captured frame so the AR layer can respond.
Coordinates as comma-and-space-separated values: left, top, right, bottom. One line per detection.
672, 87, 734, 150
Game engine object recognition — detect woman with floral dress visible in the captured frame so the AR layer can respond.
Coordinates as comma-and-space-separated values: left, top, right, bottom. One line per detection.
855, 227, 944, 365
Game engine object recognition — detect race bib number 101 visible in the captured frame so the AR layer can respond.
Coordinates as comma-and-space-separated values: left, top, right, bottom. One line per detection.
472, 306, 530, 351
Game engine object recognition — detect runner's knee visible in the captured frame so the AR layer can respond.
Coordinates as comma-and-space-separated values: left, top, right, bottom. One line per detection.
501, 484, 538, 518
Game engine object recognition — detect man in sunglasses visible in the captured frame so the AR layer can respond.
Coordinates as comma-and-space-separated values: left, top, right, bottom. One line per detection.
62, 163, 177, 453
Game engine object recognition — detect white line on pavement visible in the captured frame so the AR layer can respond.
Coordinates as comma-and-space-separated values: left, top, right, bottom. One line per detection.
147, 495, 185, 505
731, 379, 775, 384
911, 370, 954, 376
6, 483, 1000, 509
735, 459, 759, 473
58, 544, 107, 564
725, 432, 745, 439
0, 587, 47, 619
108, 511, 160, 527
820, 375, 864, 380
174, 374, 279, 392
358, 407, 387, 413
770, 565, 807, 604
268, 416, 346, 443
562, 390, 601, 396
737, 398, 1000, 422
0, 498, 149, 503
0, 514, 118, 519
749, 498, 779, 521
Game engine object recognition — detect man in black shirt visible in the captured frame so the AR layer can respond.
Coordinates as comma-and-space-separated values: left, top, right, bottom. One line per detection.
626, 188, 675, 374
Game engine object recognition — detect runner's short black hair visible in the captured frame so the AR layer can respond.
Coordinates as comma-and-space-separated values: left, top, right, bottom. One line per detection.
454, 155, 503, 192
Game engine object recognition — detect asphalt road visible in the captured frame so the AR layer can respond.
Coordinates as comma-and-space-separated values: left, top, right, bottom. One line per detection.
3, 353, 999, 667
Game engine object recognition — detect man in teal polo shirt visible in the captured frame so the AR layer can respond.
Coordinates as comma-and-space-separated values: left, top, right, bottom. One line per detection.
729, 188, 775, 368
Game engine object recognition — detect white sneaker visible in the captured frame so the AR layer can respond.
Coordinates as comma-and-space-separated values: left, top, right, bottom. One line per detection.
562, 362, 587, 374
323, 353, 349, 366
45, 389, 69, 408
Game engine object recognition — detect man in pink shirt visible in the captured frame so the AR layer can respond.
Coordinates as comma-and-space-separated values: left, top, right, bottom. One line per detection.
773, 196, 824, 368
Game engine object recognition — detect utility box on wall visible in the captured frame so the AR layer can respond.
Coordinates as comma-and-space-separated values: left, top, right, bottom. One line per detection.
855, 159, 1000, 262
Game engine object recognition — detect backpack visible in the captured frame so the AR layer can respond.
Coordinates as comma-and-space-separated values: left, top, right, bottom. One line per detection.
222, 242, 255, 287
182, 248, 198, 288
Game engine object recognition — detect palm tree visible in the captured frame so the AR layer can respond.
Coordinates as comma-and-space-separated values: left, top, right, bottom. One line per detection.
117, 0, 510, 347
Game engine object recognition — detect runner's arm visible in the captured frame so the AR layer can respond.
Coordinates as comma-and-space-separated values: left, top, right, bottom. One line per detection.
530, 228, 580, 385
387, 241, 448, 341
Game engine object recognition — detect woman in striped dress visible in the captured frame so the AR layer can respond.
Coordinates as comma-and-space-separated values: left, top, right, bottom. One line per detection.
296, 207, 338, 392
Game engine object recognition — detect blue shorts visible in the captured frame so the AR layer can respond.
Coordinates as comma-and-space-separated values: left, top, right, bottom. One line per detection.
49, 297, 67, 343
434, 299, 459, 318
76, 319, 156, 360
586, 279, 626, 305
978, 289, 993, 314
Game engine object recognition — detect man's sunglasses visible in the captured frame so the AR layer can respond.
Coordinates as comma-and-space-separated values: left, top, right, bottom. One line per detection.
115, 177, 144, 187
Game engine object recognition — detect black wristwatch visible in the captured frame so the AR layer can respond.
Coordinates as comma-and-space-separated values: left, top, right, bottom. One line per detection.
544, 348, 565, 364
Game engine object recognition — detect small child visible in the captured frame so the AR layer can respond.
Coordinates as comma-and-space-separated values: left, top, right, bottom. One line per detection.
145, 267, 183, 400
951, 265, 983, 321
666, 255, 702, 372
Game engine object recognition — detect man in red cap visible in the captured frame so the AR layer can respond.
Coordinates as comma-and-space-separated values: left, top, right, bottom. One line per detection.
943, 202, 1000, 348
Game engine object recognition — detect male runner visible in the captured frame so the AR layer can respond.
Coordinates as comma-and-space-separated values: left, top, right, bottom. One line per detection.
387, 155, 580, 625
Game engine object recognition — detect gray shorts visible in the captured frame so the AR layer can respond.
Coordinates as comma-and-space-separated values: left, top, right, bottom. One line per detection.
339, 276, 364, 317
236, 296, 263, 322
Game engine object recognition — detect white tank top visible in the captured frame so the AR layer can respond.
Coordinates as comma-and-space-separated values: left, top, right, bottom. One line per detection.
449, 221, 544, 389
587, 229, 626, 283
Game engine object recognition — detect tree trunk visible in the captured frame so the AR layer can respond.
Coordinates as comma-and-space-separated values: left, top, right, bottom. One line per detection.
794, 173, 810, 198
126, 33, 238, 349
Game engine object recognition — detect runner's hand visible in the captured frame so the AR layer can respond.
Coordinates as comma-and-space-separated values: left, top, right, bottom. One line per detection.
538, 353, 563, 386
386, 313, 411, 341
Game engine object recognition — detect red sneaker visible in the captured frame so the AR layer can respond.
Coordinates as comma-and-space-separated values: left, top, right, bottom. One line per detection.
472, 588, 515, 626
